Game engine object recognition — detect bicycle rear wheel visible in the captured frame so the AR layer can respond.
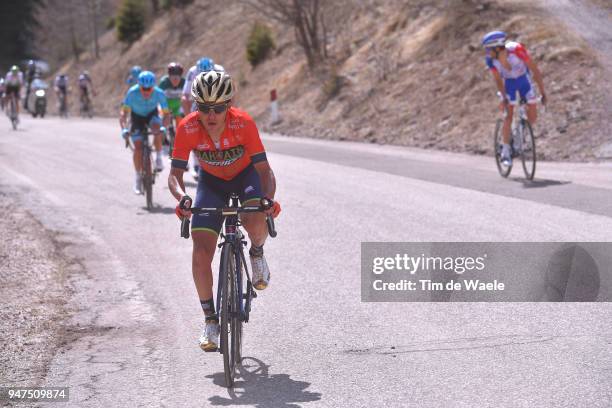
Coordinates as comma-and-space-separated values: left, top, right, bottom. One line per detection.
520, 120, 536, 180
142, 145, 153, 210
493, 119, 511, 177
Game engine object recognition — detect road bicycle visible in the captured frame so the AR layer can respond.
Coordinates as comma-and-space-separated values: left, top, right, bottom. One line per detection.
7, 94, 18, 130
125, 127, 159, 210
58, 92, 68, 118
179, 196, 277, 387
493, 97, 537, 180
79, 91, 93, 118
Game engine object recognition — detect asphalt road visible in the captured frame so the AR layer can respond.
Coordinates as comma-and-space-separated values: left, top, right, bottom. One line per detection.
1, 116, 611, 407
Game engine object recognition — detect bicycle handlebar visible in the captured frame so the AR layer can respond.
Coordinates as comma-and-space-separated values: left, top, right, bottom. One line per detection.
180, 198, 277, 239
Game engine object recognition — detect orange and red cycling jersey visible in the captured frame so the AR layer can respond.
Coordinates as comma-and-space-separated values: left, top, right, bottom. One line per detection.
171, 107, 267, 180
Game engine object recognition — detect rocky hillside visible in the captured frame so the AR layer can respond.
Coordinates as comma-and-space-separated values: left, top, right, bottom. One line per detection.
54, 0, 612, 161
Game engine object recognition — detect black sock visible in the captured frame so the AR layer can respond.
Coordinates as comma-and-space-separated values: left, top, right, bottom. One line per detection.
249, 244, 264, 257
200, 298, 216, 319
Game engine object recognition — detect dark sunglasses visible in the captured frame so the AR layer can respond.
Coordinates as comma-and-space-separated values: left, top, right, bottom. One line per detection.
141, 86, 153, 92
197, 103, 228, 114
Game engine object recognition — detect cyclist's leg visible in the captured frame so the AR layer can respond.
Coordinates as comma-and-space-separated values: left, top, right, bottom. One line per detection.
148, 113, 164, 170
521, 75, 538, 124
174, 114, 183, 127
129, 124, 145, 194
192, 177, 227, 303
237, 165, 266, 246
149, 115, 163, 152
503, 78, 520, 145
14, 87, 20, 115
133, 139, 143, 172
235, 165, 271, 289
130, 113, 147, 172
502, 104, 514, 144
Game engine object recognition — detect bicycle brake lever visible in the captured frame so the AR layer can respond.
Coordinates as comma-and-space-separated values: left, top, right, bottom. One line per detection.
181, 218, 190, 239
266, 216, 277, 238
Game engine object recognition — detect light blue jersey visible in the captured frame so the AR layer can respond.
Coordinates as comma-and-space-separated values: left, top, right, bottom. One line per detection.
122, 85, 169, 117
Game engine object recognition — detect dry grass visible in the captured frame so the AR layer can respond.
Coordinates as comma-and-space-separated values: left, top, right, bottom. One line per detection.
53, 0, 612, 161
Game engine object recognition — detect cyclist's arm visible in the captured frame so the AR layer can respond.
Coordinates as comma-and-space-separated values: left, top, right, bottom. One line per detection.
254, 160, 276, 199
490, 69, 505, 100
157, 90, 172, 127
525, 59, 546, 102
119, 105, 130, 129
168, 167, 188, 202
119, 90, 133, 129
244, 118, 276, 199
181, 72, 193, 114
161, 108, 171, 127
168, 121, 194, 201
181, 96, 192, 115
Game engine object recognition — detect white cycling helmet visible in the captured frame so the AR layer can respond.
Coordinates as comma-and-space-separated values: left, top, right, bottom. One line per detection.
482, 31, 507, 48
191, 70, 234, 104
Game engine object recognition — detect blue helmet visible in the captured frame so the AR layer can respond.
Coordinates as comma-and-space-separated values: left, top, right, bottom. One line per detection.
197, 57, 214, 72
130, 65, 142, 77
138, 71, 156, 88
482, 31, 507, 48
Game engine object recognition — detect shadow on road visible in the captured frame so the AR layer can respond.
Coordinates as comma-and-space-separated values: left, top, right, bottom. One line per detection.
511, 177, 571, 189
138, 205, 176, 215
206, 357, 322, 407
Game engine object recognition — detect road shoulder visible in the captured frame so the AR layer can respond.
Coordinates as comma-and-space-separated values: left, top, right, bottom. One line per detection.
0, 190, 76, 389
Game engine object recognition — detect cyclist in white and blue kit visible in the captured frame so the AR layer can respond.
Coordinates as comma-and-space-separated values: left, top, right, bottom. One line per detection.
482, 31, 547, 166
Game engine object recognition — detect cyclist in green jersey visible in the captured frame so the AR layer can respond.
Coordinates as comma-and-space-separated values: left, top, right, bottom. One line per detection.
159, 62, 186, 158
158, 62, 186, 129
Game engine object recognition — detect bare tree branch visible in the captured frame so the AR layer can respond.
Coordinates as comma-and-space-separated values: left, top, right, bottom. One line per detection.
246, 0, 327, 69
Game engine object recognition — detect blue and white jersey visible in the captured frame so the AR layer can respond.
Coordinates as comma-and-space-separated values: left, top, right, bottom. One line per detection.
122, 84, 169, 117
181, 63, 225, 100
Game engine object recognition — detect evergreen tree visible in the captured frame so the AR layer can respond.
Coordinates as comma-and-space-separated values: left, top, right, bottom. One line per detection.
116, 0, 146, 44
0, 0, 42, 71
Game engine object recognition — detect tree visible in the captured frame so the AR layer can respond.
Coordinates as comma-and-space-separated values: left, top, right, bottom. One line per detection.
246, 0, 328, 69
0, 0, 43, 70
34, 0, 113, 67
116, 0, 146, 44
87, 0, 101, 59
246, 22, 276, 67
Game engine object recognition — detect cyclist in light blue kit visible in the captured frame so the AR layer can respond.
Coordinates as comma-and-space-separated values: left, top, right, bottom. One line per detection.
119, 71, 170, 194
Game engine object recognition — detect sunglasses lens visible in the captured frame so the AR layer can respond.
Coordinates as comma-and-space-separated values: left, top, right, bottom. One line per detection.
198, 104, 227, 114
142, 87, 152, 92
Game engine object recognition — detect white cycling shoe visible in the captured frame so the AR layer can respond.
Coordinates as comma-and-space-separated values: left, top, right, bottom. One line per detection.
500, 145, 512, 167
250, 250, 270, 290
199, 319, 220, 352
133, 174, 143, 195
155, 155, 164, 172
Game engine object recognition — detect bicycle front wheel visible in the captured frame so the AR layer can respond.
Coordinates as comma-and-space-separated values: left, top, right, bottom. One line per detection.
219, 243, 240, 387
520, 120, 536, 180
493, 119, 511, 178
142, 146, 153, 210
233, 249, 244, 365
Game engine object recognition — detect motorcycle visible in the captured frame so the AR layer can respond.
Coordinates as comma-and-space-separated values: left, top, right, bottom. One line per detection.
32, 89, 47, 118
